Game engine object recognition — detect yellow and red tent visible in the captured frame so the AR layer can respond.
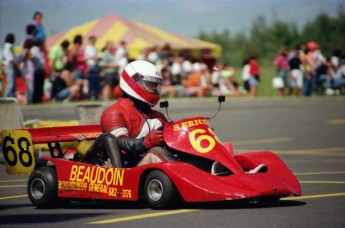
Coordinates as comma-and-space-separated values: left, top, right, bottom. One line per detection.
45, 14, 222, 59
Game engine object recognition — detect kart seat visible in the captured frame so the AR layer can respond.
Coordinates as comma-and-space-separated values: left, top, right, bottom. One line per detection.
75, 140, 93, 156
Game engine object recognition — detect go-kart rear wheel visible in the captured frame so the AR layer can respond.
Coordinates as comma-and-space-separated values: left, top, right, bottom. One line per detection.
144, 170, 180, 208
27, 166, 67, 208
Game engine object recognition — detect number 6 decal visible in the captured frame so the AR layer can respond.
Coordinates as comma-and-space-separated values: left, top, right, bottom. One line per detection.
2, 135, 18, 166
189, 129, 216, 153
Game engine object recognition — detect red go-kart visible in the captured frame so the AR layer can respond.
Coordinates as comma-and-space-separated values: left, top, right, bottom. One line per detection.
1, 96, 301, 208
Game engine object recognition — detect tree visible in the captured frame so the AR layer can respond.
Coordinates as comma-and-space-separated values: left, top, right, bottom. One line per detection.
197, 6, 345, 66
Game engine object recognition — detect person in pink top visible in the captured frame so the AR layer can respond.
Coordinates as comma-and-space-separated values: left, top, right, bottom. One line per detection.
273, 46, 289, 96
68, 34, 87, 82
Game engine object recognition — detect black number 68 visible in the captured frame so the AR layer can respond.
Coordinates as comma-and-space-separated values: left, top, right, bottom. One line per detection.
2, 135, 33, 167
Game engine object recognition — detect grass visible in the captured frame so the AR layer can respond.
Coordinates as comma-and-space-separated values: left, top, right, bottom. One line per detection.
257, 65, 278, 97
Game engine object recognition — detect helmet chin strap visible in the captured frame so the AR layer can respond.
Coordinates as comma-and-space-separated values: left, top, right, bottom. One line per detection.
134, 98, 151, 113
122, 70, 160, 105
122, 91, 151, 110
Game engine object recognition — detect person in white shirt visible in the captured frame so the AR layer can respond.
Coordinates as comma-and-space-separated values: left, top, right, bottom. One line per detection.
116, 50, 128, 77
332, 60, 345, 91
241, 58, 251, 92
147, 46, 159, 64
85, 36, 101, 100
2, 33, 19, 98
31, 39, 46, 103
114, 40, 128, 64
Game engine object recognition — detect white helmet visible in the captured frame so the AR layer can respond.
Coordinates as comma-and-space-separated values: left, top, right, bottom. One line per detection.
120, 60, 163, 106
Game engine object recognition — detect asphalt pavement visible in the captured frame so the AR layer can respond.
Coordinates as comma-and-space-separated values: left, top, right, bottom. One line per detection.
1, 97, 345, 228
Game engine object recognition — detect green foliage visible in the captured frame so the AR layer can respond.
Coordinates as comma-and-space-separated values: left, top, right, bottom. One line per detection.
197, 5, 345, 67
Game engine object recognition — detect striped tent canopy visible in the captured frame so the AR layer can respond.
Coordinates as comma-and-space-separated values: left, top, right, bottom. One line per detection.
46, 14, 222, 59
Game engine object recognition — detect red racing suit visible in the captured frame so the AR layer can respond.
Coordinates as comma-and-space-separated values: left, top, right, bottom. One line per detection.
100, 97, 167, 164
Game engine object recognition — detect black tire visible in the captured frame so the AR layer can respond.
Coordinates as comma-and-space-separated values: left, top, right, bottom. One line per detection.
27, 166, 67, 208
144, 170, 181, 208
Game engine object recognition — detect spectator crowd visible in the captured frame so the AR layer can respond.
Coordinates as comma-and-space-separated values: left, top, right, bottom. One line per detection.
272, 42, 345, 96
1, 11, 345, 104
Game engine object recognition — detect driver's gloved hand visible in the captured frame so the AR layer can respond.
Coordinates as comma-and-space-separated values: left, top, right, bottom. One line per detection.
144, 130, 164, 149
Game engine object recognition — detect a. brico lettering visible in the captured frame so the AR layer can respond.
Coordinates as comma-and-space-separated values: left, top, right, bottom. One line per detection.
173, 119, 209, 131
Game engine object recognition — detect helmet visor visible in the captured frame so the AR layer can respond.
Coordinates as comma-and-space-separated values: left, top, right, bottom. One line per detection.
135, 75, 162, 95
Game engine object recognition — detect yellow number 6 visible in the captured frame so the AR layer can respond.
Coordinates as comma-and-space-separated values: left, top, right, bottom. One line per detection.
189, 129, 215, 153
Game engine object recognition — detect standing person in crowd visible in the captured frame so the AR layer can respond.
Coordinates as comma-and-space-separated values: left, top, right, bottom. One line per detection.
147, 46, 160, 64
32, 11, 46, 52
288, 42, 307, 61
100, 41, 117, 100
310, 42, 325, 69
248, 54, 260, 97
114, 41, 129, 83
85, 35, 101, 100
302, 46, 316, 96
23, 24, 37, 45
114, 40, 128, 64
116, 49, 129, 82
241, 57, 251, 93
19, 39, 35, 104
273, 46, 289, 96
68, 34, 87, 82
288, 49, 303, 96
303, 41, 325, 96
31, 39, 46, 103
32, 11, 49, 76
3, 33, 20, 98
49, 40, 70, 81
49, 40, 70, 101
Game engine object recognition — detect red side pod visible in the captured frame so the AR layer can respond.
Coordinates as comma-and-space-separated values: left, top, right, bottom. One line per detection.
157, 162, 301, 202
44, 157, 141, 201
234, 151, 302, 196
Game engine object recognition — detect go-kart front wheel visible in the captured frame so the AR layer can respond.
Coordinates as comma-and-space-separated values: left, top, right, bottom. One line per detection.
144, 170, 181, 208
27, 166, 67, 208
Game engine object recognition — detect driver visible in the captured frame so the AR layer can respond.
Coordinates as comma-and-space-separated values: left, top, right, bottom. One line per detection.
82, 60, 266, 173
98, 60, 175, 167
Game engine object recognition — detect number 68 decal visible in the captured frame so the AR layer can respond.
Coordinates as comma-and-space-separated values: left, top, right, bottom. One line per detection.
189, 128, 221, 153
1, 130, 35, 175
